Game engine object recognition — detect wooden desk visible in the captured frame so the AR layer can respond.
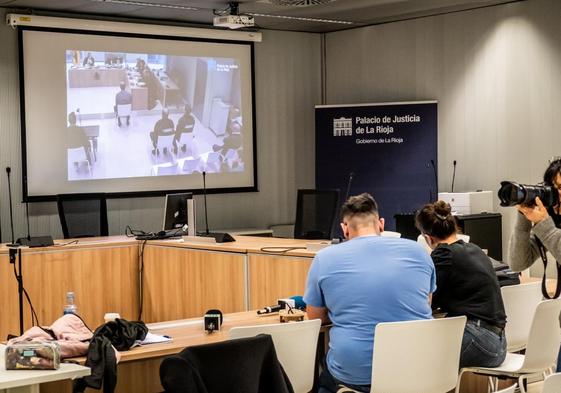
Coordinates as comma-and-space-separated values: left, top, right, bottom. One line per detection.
40, 311, 284, 393
68, 68, 127, 88
0, 236, 318, 340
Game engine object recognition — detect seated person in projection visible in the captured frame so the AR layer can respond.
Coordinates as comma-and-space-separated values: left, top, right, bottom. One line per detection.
213, 121, 243, 155
150, 109, 175, 154
114, 82, 132, 127
136, 58, 146, 74
82, 52, 95, 67
213, 121, 243, 169
67, 112, 92, 165
173, 105, 195, 153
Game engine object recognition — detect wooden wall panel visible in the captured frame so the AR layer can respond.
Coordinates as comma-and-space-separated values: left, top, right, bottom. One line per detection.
248, 253, 312, 309
0, 244, 138, 338
142, 245, 246, 322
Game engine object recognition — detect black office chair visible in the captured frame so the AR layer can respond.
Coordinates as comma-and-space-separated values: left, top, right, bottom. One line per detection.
294, 189, 340, 240
160, 334, 293, 393
57, 193, 108, 239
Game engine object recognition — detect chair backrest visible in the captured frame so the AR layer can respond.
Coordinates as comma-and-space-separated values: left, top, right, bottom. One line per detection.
542, 372, 561, 393
520, 299, 561, 373
57, 193, 108, 239
182, 157, 203, 174
67, 147, 88, 163
160, 334, 292, 393
380, 230, 401, 238
500, 282, 543, 352
153, 163, 178, 176
117, 104, 131, 116
157, 133, 175, 148
229, 319, 321, 393
294, 189, 339, 240
205, 152, 222, 172
371, 316, 466, 393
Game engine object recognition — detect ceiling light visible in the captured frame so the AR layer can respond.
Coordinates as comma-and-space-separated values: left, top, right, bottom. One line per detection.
89, 0, 200, 11
249, 12, 354, 25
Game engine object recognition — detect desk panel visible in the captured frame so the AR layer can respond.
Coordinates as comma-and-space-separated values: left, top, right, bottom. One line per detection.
142, 245, 246, 322
0, 242, 138, 339
0, 253, 20, 340
248, 253, 312, 309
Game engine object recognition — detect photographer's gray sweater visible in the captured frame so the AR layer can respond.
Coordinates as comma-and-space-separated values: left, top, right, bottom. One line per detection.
508, 213, 561, 272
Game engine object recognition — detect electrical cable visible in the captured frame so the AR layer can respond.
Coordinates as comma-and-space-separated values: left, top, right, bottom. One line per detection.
12, 260, 40, 327
259, 246, 307, 254
137, 240, 148, 320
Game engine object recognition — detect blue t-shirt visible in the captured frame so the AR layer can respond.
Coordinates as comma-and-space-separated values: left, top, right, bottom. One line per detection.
303, 235, 436, 385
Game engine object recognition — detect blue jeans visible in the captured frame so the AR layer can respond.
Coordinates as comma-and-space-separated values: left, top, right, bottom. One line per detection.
556, 346, 561, 372
460, 320, 507, 368
318, 368, 370, 393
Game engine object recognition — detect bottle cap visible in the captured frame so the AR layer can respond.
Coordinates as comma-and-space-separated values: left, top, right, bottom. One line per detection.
104, 313, 120, 323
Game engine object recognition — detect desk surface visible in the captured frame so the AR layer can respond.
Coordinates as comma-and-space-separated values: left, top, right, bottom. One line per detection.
0, 235, 320, 258
70, 311, 290, 364
0, 344, 90, 390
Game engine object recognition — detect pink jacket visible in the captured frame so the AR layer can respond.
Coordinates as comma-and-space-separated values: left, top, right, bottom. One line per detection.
8, 314, 92, 358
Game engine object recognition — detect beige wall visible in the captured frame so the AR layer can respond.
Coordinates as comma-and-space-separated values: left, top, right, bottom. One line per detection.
0, 16, 320, 240
324, 0, 561, 262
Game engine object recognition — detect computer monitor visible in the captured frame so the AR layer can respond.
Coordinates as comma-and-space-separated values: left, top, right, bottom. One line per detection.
163, 193, 193, 231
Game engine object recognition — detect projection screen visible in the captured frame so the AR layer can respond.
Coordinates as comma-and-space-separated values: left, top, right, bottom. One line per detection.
19, 27, 256, 201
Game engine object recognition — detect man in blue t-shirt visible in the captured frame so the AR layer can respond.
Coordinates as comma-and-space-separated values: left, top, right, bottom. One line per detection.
304, 193, 436, 392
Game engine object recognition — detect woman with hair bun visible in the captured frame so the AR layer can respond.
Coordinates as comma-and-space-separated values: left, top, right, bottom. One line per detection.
415, 201, 507, 368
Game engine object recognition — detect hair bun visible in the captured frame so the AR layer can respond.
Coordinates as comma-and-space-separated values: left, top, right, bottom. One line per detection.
434, 200, 452, 216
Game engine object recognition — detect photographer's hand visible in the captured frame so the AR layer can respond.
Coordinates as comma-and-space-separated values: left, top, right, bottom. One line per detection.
517, 197, 549, 224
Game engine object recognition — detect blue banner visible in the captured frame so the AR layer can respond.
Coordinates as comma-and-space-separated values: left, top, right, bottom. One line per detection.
315, 101, 438, 232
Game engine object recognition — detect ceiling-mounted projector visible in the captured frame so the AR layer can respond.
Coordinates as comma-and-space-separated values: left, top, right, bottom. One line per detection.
213, 14, 254, 29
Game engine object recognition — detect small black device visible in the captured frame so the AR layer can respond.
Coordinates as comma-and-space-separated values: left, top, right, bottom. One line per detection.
17, 236, 54, 248
163, 193, 192, 232
204, 309, 223, 333
498, 181, 559, 207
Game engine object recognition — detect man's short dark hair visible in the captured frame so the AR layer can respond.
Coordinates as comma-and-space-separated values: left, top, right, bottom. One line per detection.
340, 193, 379, 221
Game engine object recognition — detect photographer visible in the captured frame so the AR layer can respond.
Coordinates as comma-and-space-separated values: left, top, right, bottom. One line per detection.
508, 159, 561, 274
507, 158, 561, 370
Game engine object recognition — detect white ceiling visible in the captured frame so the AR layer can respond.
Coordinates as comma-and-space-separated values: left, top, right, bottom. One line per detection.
0, 0, 524, 33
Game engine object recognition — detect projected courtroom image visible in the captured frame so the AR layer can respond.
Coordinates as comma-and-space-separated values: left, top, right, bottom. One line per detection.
65, 50, 244, 181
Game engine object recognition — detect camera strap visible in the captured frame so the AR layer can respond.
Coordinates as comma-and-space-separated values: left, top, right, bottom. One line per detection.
535, 237, 561, 299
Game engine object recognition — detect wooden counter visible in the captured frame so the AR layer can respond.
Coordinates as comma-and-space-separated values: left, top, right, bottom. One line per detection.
0, 235, 319, 340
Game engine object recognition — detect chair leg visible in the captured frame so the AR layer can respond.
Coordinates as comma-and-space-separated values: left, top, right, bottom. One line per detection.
456, 369, 466, 393
518, 376, 527, 393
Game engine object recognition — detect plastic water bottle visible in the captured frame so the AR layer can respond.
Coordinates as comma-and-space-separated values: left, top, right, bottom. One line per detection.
63, 292, 78, 315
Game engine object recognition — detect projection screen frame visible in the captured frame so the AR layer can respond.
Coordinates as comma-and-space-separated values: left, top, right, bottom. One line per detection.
18, 25, 258, 202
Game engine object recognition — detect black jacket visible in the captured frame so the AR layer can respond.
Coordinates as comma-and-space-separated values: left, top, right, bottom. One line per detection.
74, 319, 148, 393
160, 334, 294, 393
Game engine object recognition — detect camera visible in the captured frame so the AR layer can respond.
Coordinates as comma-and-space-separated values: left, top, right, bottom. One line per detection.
498, 181, 559, 207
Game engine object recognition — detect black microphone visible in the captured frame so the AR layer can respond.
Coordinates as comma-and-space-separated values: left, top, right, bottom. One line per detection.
6, 167, 18, 248
344, 171, 355, 201
257, 304, 283, 315
451, 160, 457, 193
429, 160, 438, 202
204, 309, 223, 333
196, 172, 235, 243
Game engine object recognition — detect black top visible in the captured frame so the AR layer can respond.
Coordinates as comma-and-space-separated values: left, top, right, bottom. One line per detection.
547, 206, 561, 228
431, 240, 506, 328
